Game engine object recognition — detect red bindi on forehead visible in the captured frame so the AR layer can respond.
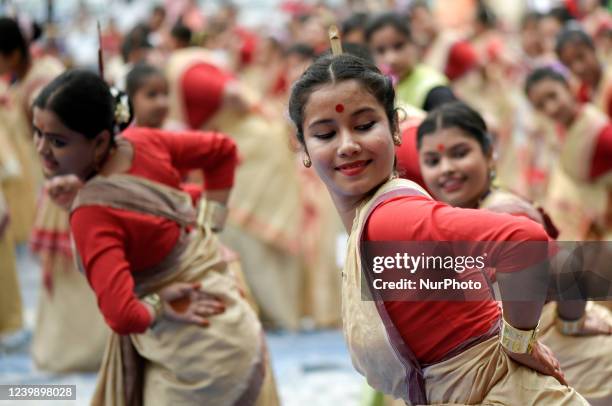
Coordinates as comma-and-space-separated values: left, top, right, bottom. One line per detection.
437, 143, 445, 152
335, 104, 344, 113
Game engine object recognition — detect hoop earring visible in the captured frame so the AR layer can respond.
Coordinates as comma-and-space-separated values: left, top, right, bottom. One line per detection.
393, 134, 402, 146
303, 155, 312, 168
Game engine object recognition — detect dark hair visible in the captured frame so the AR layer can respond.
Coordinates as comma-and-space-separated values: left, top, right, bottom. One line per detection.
524, 66, 569, 95
520, 11, 542, 29
171, 23, 192, 45
365, 12, 411, 43
288, 54, 397, 146
0, 17, 28, 58
341, 12, 369, 36
121, 24, 151, 63
555, 25, 595, 56
125, 63, 165, 99
285, 43, 316, 60
33, 69, 131, 139
408, 0, 431, 15
475, 0, 497, 28
417, 101, 492, 154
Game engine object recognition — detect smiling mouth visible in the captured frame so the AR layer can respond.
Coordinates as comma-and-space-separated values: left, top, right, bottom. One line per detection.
439, 177, 465, 192
335, 160, 372, 176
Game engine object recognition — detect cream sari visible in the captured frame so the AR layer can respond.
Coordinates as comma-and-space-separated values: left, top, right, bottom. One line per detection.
0, 187, 22, 335
481, 188, 612, 406
347, 178, 587, 405
166, 48, 303, 330
0, 56, 63, 243
70, 174, 278, 406
544, 104, 611, 241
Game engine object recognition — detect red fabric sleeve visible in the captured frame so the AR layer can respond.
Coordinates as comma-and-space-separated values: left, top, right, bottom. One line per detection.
71, 208, 153, 334
444, 40, 478, 81
181, 63, 234, 129
366, 195, 551, 273
395, 125, 427, 190
366, 195, 551, 363
181, 182, 204, 205
589, 123, 612, 180
156, 129, 238, 190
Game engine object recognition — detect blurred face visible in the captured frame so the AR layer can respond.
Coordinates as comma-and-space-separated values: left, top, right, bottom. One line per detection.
302, 80, 395, 207
419, 127, 492, 208
344, 29, 365, 45
132, 74, 169, 128
286, 54, 313, 88
409, 6, 436, 46
33, 107, 110, 180
538, 17, 562, 55
0, 50, 19, 75
558, 42, 601, 88
369, 25, 417, 79
521, 19, 543, 58
527, 78, 577, 127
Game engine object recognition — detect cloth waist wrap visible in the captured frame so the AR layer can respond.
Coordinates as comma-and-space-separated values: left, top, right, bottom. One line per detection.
70, 174, 265, 406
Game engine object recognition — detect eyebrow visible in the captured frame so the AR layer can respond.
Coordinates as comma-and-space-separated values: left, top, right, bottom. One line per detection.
307, 107, 378, 129
32, 125, 68, 139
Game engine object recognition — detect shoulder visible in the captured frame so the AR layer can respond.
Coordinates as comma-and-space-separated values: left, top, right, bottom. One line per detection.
365, 194, 435, 241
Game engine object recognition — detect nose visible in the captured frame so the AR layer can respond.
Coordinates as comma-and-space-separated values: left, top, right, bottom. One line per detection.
543, 100, 558, 118
439, 156, 456, 175
382, 50, 399, 68
337, 128, 361, 157
35, 133, 50, 156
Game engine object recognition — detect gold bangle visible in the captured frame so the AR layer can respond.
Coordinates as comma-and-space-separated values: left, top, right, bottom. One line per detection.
197, 199, 228, 233
142, 293, 163, 326
500, 316, 540, 354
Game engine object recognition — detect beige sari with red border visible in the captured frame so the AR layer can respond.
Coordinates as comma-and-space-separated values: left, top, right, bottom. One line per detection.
166, 48, 303, 329
70, 174, 278, 406
348, 178, 587, 405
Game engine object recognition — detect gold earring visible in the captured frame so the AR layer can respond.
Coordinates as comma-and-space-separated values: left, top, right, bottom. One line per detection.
303, 156, 312, 168
393, 134, 402, 146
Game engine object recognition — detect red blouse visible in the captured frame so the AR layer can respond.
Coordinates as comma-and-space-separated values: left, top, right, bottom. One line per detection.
590, 122, 612, 180
181, 62, 234, 129
365, 195, 550, 364
395, 124, 427, 190
70, 127, 238, 334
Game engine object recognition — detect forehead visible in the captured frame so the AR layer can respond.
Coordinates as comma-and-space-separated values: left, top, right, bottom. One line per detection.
420, 127, 478, 149
303, 80, 382, 122
33, 107, 83, 136
529, 78, 565, 97
370, 25, 406, 43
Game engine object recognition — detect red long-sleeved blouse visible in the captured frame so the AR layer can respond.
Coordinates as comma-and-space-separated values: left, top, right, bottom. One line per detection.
365, 195, 551, 364
70, 127, 238, 334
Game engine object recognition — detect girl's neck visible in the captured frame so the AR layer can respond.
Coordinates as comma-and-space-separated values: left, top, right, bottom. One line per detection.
330, 193, 362, 233
13, 57, 31, 82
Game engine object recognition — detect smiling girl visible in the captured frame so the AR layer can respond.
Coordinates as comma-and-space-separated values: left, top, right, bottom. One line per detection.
417, 100, 612, 405
34, 69, 277, 405
288, 53, 587, 405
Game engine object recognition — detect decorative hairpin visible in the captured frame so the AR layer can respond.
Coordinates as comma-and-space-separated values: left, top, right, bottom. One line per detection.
328, 25, 343, 56
97, 20, 105, 79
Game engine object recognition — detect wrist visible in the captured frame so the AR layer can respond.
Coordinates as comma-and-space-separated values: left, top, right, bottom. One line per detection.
142, 293, 163, 328
500, 315, 540, 354
556, 303, 589, 335
197, 199, 228, 233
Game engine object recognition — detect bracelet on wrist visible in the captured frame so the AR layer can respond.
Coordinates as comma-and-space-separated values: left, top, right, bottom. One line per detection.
556, 306, 588, 336
197, 199, 228, 233
143, 293, 163, 327
500, 316, 540, 354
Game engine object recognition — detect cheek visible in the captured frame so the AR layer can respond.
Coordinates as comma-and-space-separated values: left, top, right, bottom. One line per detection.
420, 165, 440, 190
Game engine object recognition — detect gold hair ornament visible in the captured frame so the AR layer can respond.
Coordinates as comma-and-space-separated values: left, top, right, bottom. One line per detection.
329, 25, 343, 56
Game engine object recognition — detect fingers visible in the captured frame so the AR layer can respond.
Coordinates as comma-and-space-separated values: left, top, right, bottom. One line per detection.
193, 302, 225, 317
